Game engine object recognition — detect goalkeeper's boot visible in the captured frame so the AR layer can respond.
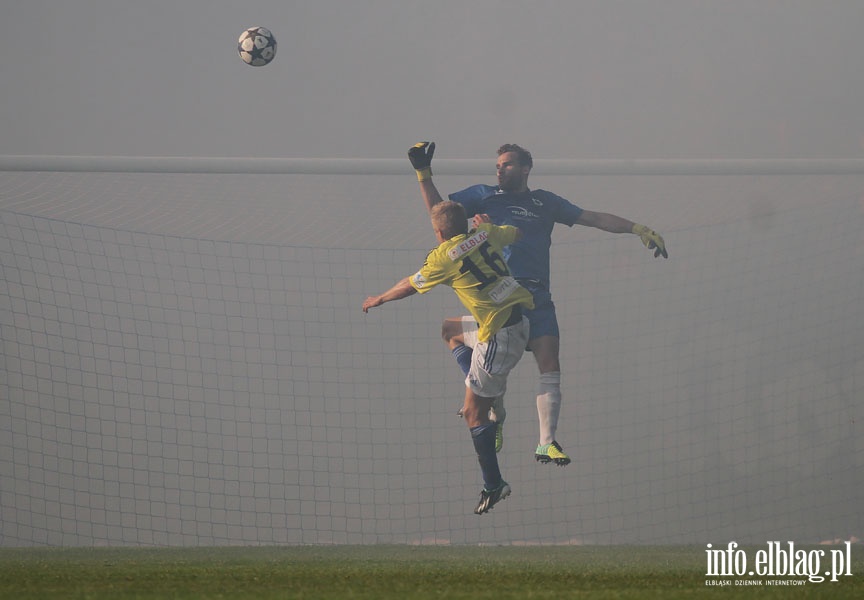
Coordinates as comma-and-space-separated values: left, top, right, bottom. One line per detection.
474, 481, 511, 515
535, 441, 571, 466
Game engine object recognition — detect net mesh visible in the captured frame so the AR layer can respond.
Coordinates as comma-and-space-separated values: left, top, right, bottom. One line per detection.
1, 169, 862, 546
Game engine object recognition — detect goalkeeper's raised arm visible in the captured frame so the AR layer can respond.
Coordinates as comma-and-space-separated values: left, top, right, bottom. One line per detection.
408, 141, 446, 215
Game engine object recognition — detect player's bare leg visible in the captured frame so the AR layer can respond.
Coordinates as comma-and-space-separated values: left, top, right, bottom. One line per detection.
445, 318, 506, 451
442, 318, 466, 349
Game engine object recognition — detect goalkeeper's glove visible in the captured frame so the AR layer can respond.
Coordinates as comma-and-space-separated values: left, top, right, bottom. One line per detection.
408, 141, 435, 182
632, 224, 668, 258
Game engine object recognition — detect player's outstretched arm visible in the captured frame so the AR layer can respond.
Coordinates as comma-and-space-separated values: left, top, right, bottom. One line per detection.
408, 141, 446, 214
362, 277, 417, 312
576, 210, 668, 258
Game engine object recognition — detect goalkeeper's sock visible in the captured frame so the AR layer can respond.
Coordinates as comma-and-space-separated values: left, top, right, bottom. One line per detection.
536, 371, 562, 446
451, 344, 472, 376
470, 423, 502, 490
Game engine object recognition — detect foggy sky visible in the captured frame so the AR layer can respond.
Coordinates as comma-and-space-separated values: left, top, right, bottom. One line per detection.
2, 1, 864, 161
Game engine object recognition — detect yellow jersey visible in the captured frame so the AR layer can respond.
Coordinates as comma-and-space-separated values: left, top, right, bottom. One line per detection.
409, 223, 534, 342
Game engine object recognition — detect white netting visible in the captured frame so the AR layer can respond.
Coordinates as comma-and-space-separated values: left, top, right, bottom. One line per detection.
0, 167, 862, 546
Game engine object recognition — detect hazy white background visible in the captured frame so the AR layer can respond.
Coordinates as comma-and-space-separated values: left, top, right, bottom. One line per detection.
1, 1, 863, 546
2, 0, 864, 161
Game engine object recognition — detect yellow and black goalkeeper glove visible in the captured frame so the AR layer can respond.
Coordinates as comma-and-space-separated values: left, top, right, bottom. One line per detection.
408, 141, 435, 182
632, 224, 668, 258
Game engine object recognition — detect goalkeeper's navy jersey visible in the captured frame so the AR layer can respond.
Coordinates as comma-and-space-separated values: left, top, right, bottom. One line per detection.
449, 185, 583, 287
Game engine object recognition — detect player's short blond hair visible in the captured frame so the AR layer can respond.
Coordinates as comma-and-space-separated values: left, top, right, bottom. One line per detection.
430, 201, 468, 240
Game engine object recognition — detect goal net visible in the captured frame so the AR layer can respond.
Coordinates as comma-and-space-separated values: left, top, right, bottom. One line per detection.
1, 163, 861, 546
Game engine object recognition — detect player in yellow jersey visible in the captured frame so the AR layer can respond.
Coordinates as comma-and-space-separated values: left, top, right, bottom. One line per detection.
362, 201, 533, 515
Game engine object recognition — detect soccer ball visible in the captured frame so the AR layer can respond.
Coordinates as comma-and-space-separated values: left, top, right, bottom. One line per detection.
237, 27, 277, 67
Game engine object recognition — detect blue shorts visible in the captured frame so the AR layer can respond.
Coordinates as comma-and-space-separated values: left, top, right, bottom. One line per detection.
518, 279, 560, 341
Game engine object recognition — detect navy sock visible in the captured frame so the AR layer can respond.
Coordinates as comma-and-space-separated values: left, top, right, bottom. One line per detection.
452, 344, 472, 376
470, 423, 502, 490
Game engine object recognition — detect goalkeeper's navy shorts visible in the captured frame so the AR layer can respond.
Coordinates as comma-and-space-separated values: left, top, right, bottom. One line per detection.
516, 279, 560, 341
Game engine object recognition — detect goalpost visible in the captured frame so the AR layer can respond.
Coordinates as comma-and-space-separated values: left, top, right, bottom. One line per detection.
3, 155, 864, 175
1, 156, 861, 546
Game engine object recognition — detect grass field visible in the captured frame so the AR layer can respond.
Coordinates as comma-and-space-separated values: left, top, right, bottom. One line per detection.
1, 544, 861, 599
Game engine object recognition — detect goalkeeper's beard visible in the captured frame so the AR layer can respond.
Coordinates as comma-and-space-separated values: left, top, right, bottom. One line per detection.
497, 172, 524, 193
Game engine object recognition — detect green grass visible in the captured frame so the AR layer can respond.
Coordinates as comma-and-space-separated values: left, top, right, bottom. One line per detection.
0, 545, 861, 599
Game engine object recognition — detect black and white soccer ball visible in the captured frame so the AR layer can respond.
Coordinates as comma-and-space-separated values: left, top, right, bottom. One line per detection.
237, 27, 277, 67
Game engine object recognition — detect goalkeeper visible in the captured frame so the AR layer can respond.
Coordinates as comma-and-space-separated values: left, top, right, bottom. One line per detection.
363, 201, 533, 515
408, 141, 668, 466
